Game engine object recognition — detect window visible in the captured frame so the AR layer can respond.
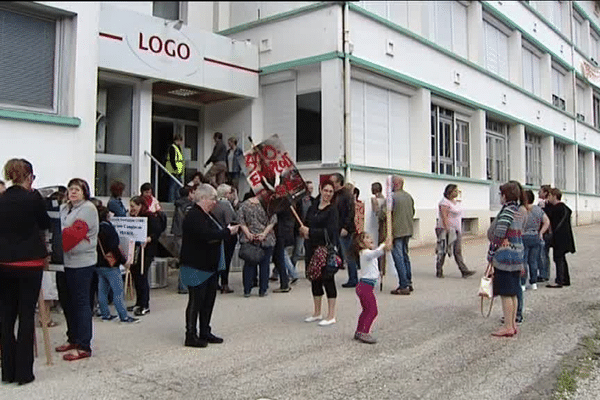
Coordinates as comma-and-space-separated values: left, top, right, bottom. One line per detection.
0, 7, 60, 112
484, 19, 509, 79
153, 1, 180, 20
431, 105, 470, 177
573, 11, 584, 49
577, 83, 586, 121
552, 66, 566, 110
525, 132, 542, 186
296, 92, 322, 162
595, 155, 600, 194
486, 119, 508, 182
578, 150, 586, 192
555, 142, 567, 190
591, 31, 600, 64
428, 1, 468, 58
522, 45, 541, 96
95, 80, 136, 197
358, 1, 409, 28
549, 1, 563, 31
352, 80, 411, 170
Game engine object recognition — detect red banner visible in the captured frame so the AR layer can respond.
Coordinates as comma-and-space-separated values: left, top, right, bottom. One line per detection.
243, 134, 308, 216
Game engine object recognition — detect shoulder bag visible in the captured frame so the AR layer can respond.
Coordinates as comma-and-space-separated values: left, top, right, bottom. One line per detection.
239, 241, 265, 264
322, 230, 342, 279
98, 238, 119, 268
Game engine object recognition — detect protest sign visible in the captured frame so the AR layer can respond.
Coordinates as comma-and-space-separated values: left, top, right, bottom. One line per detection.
243, 134, 308, 217
111, 217, 147, 262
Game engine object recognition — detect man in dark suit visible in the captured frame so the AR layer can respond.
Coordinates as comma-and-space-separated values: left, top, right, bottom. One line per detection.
545, 188, 575, 288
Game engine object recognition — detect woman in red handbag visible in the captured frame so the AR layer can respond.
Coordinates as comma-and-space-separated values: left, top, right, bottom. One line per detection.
0, 159, 50, 384
299, 180, 339, 326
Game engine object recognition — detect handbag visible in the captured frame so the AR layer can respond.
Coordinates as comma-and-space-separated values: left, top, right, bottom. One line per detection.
239, 242, 265, 264
98, 238, 119, 268
478, 263, 494, 317
322, 231, 342, 279
306, 246, 326, 281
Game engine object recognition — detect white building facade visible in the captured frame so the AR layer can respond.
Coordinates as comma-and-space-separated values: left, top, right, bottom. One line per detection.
3, 1, 600, 246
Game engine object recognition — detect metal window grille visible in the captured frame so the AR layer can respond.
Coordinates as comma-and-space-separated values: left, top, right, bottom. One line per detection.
525, 133, 542, 186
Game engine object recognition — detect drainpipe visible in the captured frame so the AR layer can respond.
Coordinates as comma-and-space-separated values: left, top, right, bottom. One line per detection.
343, 1, 351, 181
569, 1, 580, 225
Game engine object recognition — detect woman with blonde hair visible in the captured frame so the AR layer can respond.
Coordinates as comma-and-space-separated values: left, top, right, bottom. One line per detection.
0, 159, 50, 383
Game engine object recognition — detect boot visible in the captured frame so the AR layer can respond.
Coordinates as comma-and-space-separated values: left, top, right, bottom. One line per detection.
185, 332, 207, 348
220, 285, 234, 294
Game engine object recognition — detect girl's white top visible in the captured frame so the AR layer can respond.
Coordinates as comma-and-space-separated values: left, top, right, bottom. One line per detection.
436, 197, 462, 232
359, 244, 386, 281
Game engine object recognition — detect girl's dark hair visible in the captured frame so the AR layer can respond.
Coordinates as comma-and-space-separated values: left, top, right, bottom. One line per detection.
524, 189, 535, 205
371, 182, 382, 193
110, 181, 125, 197
500, 180, 526, 205
68, 178, 91, 200
354, 187, 360, 199
96, 203, 110, 222
443, 184, 458, 199
350, 232, 370, 263
3, 158, 33, 184
130, 195, 149, 215
320, 179, 335, 190
140, 182, 153, 194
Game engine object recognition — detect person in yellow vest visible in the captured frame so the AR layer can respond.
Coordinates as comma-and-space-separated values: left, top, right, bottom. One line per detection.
166, 134, 185, 202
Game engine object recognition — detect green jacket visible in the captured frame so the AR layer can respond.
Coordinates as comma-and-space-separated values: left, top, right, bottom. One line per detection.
392, 190, 415, 238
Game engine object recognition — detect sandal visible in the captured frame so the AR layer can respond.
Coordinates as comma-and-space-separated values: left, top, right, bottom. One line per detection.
63, 350, 91, 361
55, 343, 77, 352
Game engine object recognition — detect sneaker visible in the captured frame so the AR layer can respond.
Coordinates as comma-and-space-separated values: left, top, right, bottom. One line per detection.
516, 316, 523, 325
273, 287, 291, 293
127, 306, 138, 313
341, 282, 357, 288
259, 292, 268, 297
521, 285, 527, 292
101, 315, 117, 322
290, 278, 299, 285
134, 308, 150, 316
318, 318, 336, 326
304, 315, 322, 323
243, 293, 251, 298
120, 316, 140, 324
462, 270, 476, 278
530, 283, 538, 290
357, 333, 377, 344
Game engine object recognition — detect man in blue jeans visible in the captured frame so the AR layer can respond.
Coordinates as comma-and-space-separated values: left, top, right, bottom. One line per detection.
330, 173, 357, 288
388, 176, 415, 295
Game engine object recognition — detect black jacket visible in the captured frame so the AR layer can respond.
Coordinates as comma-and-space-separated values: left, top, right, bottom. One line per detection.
333, 187, 355, 234
275, 207, 295, 247
0, 186, 51, 263
304, 200, 340, 265
97, 221, 124, 268
180, 204, 231, 272
545, 202, 576, 256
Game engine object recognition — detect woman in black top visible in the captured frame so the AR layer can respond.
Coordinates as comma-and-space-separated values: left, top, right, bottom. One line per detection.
0, 159, 50, 385
128, 196, 162, 316
299, 180, 339, 326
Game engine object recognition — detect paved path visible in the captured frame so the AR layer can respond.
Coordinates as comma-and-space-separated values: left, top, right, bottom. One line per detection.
4, 224, 600, 400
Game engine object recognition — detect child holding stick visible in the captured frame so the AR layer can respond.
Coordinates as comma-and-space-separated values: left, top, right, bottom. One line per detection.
351, 232, 392, 344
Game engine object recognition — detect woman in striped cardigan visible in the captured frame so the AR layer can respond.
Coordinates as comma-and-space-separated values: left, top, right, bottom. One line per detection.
487, 181, 526, 337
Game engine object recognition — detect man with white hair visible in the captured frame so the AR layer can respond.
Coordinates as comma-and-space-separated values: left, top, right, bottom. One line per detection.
180, 184, 239, 347
212, 184, 239, 294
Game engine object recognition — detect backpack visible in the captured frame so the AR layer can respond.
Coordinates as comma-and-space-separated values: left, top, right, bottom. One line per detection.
157, 210, 168, 234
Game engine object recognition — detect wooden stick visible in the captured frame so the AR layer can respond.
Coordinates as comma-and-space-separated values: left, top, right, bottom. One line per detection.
37, 288, 53, 365
140, 243, 146, 275
290, 205, 305, 228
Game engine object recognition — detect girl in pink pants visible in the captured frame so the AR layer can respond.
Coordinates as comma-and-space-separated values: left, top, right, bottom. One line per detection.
351, 232, 391, 344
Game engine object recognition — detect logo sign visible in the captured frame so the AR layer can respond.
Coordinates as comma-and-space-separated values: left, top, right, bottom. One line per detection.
138, 33, 191, 60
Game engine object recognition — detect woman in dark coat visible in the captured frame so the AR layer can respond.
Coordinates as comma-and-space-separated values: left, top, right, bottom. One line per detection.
180, 184, 238, 347
544, 188, 576, 288
299, 180, 339, 326
128, 196, 162, 316
0, 159, 50, 385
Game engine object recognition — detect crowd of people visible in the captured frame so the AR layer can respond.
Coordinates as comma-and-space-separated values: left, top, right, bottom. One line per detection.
0, 153, 577, 384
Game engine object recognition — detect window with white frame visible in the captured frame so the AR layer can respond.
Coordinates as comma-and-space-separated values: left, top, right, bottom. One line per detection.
578, 150, 587, 192
484, 17, 510, 80
522, 44, 541, 96
573, 10, 584, 50
554, 141, 567, 190
431, 104, 470, 177
358, 1, 409, 28
595, 155, 600, 194
549, 1, 563, 31
591, 30, 600, 64
594, 93, 600, 128
577, 82, 586, 121
428, 1, 468, 58
352, 79, 411, 170
485, 119, 509, 182
0, 6, 64, 112
525, 132, 543, 186
552, 65, 566, 110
